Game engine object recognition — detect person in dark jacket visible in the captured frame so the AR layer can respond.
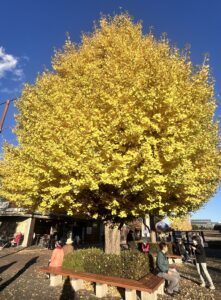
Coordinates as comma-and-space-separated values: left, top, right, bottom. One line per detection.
192, 237, 215, 290
126, 230, 136, 250
178, 239, 190, 262
156, 242, 181, 296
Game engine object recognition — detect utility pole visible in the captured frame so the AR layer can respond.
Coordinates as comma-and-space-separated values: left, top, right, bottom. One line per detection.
0, 100, 10, 133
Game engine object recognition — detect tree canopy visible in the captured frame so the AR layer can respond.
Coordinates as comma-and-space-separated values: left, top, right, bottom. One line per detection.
0, 15, 220, 221
170, 216, 192, 231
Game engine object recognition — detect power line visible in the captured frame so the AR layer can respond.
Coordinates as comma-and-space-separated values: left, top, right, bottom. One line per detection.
0, 98, 18, 106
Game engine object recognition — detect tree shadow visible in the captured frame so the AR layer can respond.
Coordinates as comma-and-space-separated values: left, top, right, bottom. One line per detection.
59, 277, 75, 300
0, 261, 17, 274
0, 256, 39, 292
180, 274, 199, 284
0, 247, 27, 259
207, 266, 221, 274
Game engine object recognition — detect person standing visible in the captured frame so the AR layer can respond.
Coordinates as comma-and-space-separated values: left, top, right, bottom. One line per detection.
49, 241, 64, 267
178, 239, 190, 262
126, 230, 136, 250
194, 233, 204, 247
156, 242, 181, 296
191, 237, 215, 290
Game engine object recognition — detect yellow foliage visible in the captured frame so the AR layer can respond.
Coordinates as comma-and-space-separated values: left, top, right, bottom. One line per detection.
0, 14, 220, 221
170, 216, 192, 231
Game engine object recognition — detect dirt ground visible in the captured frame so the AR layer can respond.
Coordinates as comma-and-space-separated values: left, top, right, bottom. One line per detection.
0, 247, 220, 300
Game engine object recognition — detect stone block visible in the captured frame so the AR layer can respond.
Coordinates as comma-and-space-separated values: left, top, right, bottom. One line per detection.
50, 274, 63, 286
158, 282, 165, 295
71, 278, 84, 291
95, 283, 108, 298
125, 288, 137, 300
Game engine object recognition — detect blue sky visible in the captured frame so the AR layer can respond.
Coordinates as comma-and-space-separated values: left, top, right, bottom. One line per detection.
0, 0, 220, 222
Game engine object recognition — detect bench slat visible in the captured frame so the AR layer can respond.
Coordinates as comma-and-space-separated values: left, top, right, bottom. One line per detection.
39, 267, 164, 293
139, 274, 163, 290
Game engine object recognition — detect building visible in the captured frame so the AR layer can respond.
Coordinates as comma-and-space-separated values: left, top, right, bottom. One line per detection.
191, 219, 216, 229
0, 200, 103, 247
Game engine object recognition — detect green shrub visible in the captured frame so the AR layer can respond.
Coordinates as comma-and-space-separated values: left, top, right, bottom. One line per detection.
86, 252, 123, 277
121, 250, 149, 280
63, 248, 149, 280
63, 248, 103, 272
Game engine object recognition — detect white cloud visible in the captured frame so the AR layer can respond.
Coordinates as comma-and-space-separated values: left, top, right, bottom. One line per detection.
12, 68, 24, 81
0, 47, 24, 80
0, 87, 20, 94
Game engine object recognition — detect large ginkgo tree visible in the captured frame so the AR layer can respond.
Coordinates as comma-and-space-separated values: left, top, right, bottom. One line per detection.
1, 15, 220, 253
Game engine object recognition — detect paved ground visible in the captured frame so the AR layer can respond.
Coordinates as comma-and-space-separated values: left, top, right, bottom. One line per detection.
0, 247, 220, 300
159, 258, 221, 300
0, 247, 120, 300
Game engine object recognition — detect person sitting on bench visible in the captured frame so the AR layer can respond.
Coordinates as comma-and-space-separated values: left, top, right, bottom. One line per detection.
156, 242, 181, 296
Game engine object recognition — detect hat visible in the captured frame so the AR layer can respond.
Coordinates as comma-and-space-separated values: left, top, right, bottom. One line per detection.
66, 238, 73, 245
55, 240, 63, 248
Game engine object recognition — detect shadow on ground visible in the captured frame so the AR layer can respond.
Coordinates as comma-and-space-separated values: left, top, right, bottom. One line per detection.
59, 277, 75, 300
0, 247, 27, 259
0, 261, 17, 274
0, 256, 38, 292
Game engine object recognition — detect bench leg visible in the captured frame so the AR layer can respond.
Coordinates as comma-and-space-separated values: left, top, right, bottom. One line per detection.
125, 289, 136, 300
71, 279, 83, 291
158, 281, 165, 295
141, 291, 150, 300
141, 291, 157, 300
50, 274, 63, 287
95, 283, 107, 298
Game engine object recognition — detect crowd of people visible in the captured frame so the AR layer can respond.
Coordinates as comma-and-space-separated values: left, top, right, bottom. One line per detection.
0, 231, 23, 249
46, 230, 215, 295
154, 234, 215, 296
0, 226, 216, 295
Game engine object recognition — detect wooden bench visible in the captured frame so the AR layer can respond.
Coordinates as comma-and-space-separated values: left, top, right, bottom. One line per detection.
39, 266, 164, 300
151, 252, 182, 264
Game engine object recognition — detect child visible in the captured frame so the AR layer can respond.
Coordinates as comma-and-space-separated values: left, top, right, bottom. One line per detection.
192, 237, 215, 290
49, 240, 64, 267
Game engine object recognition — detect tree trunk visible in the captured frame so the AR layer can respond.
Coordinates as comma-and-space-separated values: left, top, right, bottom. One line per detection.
104, 222, 121, 255
149, 214, 157, 243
